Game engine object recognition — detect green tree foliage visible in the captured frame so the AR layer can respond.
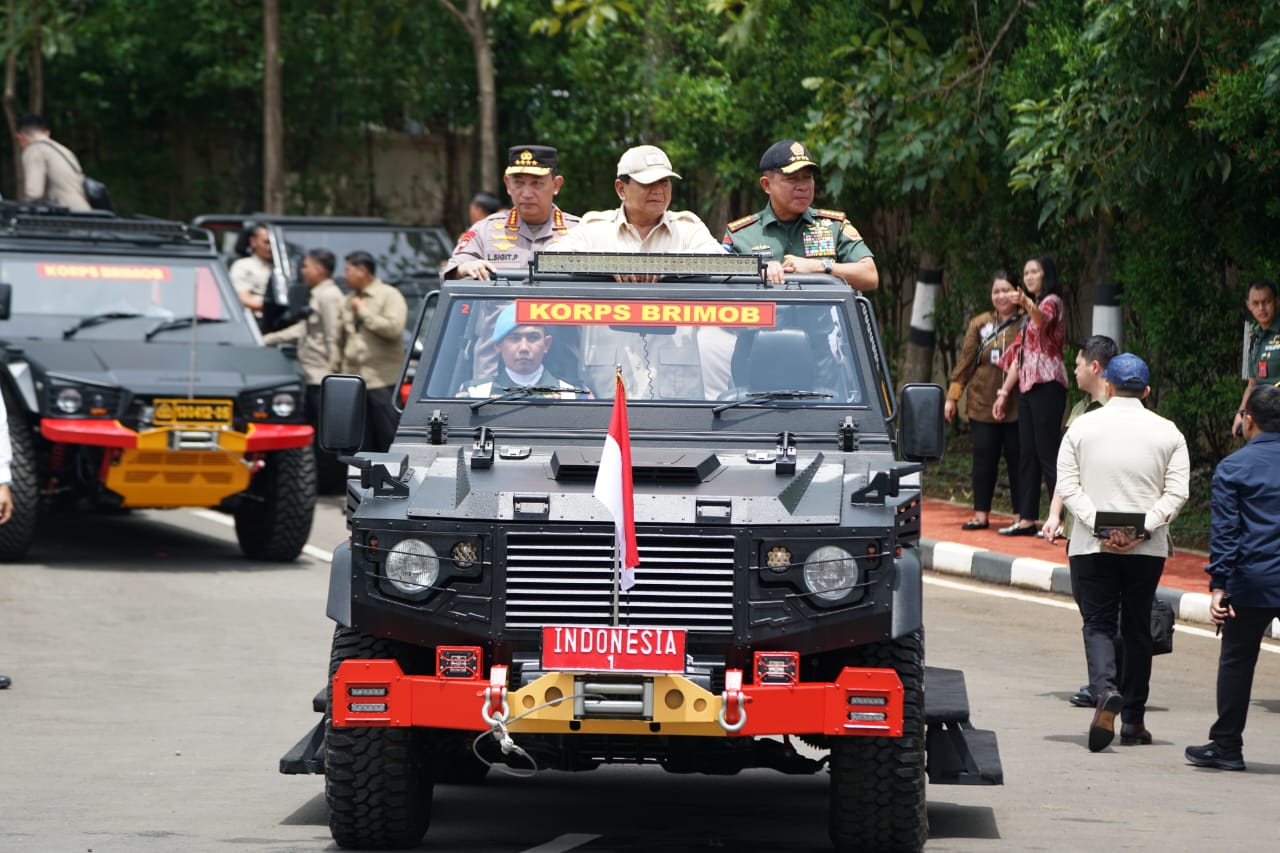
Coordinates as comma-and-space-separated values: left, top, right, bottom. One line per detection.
6, 0, 1279, 464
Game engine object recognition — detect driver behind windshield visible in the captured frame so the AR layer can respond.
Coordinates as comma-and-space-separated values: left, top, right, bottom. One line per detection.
458, 304, 590, 399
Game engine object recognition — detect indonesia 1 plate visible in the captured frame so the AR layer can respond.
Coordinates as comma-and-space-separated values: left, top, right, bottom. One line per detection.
541, 625, 685, 673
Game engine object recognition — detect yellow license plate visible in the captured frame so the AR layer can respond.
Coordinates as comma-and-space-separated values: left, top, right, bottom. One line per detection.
152, 398, 234, 426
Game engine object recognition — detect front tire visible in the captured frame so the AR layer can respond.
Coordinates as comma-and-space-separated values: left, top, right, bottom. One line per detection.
234, 446, 316, 561
325, 626, 434, 850
829, 630, 927, 853
0, 416, 39, 561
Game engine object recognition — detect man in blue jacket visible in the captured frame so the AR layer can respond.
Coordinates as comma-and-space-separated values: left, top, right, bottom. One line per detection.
1186, 384, 1280, 771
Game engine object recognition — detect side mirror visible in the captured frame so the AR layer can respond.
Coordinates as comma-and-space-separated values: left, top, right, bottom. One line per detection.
320, 374, 367, 454
898, 383, 945, 463
0, 282, 11, 320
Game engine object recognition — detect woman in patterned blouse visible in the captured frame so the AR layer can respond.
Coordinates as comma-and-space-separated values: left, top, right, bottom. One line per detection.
991, 255, 1069, 535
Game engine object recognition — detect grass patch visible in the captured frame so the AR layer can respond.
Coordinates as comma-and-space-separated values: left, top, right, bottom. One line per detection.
925, 428, 1211, 552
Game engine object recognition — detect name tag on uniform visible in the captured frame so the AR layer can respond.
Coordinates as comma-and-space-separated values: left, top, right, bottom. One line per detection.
990, 347, 1002, 365
1260, 359, 1269, 379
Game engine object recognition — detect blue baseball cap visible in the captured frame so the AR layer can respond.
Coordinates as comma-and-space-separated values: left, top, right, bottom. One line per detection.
491, 303, 518, 345
1102, 352, 1150, 390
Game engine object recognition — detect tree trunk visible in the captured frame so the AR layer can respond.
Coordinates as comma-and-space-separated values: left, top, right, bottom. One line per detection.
437, 0, 497, 196
27, 23, 41, 116
262, 0, 285, 213
5, 0, 19, 190
470, 0, 497, 194
902, 254, 943, 386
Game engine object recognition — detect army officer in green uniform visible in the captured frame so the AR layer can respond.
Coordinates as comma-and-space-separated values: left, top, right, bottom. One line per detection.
722, 140, 877, 292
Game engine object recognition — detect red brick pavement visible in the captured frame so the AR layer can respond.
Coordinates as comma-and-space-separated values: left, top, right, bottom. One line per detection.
923, 499, 1209, 594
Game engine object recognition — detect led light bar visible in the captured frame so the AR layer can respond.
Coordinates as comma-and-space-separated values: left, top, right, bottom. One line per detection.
532, 251, 764, 277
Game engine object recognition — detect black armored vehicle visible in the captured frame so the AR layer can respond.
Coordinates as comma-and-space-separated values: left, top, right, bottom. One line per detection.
0, 204, 316, 561
283, 252, 1001, 851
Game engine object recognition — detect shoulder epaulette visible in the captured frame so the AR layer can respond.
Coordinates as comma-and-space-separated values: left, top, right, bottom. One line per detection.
813, 208, 846, 221
725, 214, 759, 232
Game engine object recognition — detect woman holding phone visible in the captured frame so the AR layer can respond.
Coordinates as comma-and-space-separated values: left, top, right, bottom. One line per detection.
992, 254, 1068, 535
944, 271, 1025, 530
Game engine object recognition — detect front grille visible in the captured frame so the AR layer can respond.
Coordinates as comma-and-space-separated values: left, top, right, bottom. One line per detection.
504, 530, 736, 633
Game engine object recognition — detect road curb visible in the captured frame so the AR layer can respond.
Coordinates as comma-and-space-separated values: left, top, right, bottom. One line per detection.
922, 538, 1277, 638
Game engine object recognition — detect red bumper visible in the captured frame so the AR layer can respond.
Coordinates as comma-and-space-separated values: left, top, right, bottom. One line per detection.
40, 419, 313, 452
331, 659, 904, 738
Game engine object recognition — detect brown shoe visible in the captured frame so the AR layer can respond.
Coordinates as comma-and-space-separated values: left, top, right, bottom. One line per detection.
1088, 690, 1123, 752
1120, 724, 1152, 745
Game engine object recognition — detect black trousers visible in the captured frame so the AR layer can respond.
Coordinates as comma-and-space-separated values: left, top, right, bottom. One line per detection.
1070, 552, 1165, 724
970, 419, 1020, 514
1209, 603, 1280, 750
1015, 381, 1066, 521
364, 385, 400, 453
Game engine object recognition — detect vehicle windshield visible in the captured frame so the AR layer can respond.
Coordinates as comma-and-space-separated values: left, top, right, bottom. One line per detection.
0, 254, 251, 342
423, 294, 867, 405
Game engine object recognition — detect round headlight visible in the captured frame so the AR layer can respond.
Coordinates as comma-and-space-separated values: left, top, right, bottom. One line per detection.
803, 545, 858, 602
271, 392, 297, 418
385, 538, 439, 595
55, 387, 84, 415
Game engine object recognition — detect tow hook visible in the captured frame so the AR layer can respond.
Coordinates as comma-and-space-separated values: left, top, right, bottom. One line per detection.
718, 668, 748, 733
480, 664, 510, 726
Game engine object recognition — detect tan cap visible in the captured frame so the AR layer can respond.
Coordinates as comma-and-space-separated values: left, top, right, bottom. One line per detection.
616, 145, 681, 184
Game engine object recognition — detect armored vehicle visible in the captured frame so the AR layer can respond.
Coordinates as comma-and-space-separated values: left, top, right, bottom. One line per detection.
0, 204, 316, 561
282, 252, 1002, 851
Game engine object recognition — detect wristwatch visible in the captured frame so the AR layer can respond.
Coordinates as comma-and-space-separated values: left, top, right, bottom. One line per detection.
821, 258, 834, 275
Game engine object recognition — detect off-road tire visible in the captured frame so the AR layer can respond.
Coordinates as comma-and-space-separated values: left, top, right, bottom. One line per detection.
829, 629, 927, 853
0, 416, 39, 561
325, 626, 434, 850
234, 446, 316, 561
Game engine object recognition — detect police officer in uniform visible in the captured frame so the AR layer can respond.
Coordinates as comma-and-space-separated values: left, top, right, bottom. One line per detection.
722, 140, 877, 291
458, 305, 588, 400
441, 144, 579, 281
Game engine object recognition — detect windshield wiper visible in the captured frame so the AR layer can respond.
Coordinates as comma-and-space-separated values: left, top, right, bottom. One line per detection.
469, 384, 590, 411
144, 316, 230, 341
712, 389, 833, 418
62, 312, 145, 340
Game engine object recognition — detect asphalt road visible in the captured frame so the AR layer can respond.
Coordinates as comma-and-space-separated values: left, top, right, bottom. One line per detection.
2, 501, 1278, 852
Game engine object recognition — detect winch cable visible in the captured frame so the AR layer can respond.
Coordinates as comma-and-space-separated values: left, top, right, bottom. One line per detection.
473, 690, 607, 778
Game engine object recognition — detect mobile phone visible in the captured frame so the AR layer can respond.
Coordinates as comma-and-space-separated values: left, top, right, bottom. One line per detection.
1216, 593, 1234, 636
1016, 280, 1034, 300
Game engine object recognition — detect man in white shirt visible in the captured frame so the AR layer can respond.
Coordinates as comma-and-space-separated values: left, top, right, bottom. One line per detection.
229, 224, 274, 316
1057, 352, 1190, 752
550, 145, 723, 257
0, 390, 13, 689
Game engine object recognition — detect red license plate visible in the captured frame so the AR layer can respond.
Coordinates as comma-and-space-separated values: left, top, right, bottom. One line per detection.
541, 625, 686, 673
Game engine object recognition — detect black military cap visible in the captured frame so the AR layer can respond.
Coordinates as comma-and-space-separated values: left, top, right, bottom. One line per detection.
505, 145, 558, 176
759, 140, 820, 175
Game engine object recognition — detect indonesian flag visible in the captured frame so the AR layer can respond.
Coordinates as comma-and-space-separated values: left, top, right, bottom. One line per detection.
594, 372, 640, 590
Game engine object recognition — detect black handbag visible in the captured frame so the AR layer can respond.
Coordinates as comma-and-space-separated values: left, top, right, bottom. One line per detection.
81, 176, 116, 212
1151, 598, 1175, 656
38, 139, 116, 212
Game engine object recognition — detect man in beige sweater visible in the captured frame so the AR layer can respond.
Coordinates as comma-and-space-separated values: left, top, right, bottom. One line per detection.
15, 113, 91, 211
331, 251, 407, 452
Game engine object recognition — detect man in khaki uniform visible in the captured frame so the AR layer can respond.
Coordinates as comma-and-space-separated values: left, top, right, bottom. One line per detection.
549, 145, 723, 399
14, 113, 91, 211
230, 224, 273, 317
331, 250, 408, 452
549, 145, 723, 255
